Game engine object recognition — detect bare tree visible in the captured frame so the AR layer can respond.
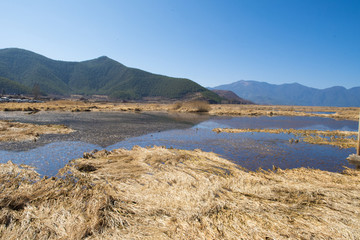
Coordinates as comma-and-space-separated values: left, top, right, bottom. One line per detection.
32, 83, 41, 99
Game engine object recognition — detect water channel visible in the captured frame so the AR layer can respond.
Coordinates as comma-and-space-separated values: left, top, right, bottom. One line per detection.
0, 111, 358, 176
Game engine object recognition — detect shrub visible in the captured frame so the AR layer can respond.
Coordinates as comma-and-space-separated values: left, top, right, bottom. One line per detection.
183, 100, 211, 113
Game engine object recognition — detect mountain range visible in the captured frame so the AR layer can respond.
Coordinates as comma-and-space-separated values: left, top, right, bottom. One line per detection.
2, 48, 358, 107
0, 48, 221, 102
212, 80, 360, 107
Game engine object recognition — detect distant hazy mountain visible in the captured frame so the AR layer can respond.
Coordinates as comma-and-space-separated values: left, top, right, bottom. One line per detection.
212, 80, 360, 107
0, 48, 221, 102
211, 90, 253, 104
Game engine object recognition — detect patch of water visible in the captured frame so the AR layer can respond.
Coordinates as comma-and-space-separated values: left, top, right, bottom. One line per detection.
107, 123, 355, 173
0, 141, 100, 176
0, 114, 358, 176
306, 111, 337, 114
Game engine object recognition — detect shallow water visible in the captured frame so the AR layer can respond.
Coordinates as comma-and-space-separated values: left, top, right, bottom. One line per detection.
0, 112, 358, 176
0, 111, 209, 150
306, 111, 336, 114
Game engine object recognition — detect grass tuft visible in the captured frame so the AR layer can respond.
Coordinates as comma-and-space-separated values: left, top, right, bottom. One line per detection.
173, 100, 211, 113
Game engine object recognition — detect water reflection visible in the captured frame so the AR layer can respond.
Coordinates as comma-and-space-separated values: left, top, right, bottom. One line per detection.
0, 113, 358, 176
107, 122, 355, 173
0, 111, 210, 150
0, 141, 100, 176
208, 116, 356, 131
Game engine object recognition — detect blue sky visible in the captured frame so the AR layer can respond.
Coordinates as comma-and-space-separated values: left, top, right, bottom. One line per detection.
0, 0, 359, 89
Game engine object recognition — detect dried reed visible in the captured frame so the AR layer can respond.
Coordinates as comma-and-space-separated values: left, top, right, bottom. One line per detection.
1, 146, 359, 239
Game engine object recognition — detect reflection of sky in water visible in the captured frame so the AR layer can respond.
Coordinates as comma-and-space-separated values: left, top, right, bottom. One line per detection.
0, 142, 100, 176
0, 115, 357, 176
107, 125, 354, 173
206, 116, 358, 131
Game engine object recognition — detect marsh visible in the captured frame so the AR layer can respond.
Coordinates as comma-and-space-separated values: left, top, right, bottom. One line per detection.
0, 111, 357, 176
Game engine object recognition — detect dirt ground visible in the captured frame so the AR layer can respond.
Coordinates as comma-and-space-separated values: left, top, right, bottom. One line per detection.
0, 146, 359, 239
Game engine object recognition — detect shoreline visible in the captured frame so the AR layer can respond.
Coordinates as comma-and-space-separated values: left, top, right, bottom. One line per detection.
0, 100, 359, 121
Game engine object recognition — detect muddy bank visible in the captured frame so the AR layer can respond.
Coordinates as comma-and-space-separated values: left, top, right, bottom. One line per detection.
213, 127, 358, 148
0, 120, 74, 142
0, 111, 210, 151
1, 100, 359, 120
0, 146, 359, 239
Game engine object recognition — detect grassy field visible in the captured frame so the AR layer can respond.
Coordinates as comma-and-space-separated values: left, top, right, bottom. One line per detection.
0, 146, 359, 239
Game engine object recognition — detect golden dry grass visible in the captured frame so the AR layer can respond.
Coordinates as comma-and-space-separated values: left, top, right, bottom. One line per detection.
172, 100, 211, 112
0, 120, 74, 142
210, 104, 360, 121
0, 100, 171, 113
1, 146, 360, 239
213, 127, 358, 148
1, 100, 359, 120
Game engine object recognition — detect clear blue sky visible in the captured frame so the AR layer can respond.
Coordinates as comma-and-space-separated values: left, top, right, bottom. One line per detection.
0, 0, 359, 89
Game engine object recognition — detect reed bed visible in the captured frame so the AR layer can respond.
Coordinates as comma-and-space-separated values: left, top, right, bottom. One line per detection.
172, 100, 211, 112
0, 120, 74, 142
1, 146, 359, 239
1, 100, 359, 121
213, 127, 358, 148
210, 104, 360, 121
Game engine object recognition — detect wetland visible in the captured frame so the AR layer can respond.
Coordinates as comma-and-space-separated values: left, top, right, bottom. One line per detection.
1, 102, 360, 239
0, 109, 358, 176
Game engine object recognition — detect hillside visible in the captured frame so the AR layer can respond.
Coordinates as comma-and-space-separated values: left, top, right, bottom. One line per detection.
0, 77, 31, 95
0, 48, 221, 102
213, 80, 360, 107
211, 89, 253, 104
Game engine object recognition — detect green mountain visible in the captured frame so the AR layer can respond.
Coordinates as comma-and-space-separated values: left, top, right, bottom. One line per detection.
0, 48, 221, 102
0, 76, 31, 95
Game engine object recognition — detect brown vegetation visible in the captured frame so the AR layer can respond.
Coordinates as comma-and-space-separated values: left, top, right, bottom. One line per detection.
1, 100, 359, 120
0, 100, 172, 113
0, 120, 74, 142
0, 146, 359, 239
213, 127, 358, 148
210, 104, 360, 121
172, 100, 211, 113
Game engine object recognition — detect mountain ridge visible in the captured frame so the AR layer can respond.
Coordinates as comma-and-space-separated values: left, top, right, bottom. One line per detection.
0, 48, 221, 102
212, 80, 360, 107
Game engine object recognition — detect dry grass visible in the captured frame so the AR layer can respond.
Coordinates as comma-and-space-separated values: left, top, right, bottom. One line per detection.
172, 100, 211, 113
210, 104, 360, 121
213, 127, 358, 148
0, 101, 163, 113
1, 100, 359, 120
1, 146, 360, 239
0, 120, 74, 142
